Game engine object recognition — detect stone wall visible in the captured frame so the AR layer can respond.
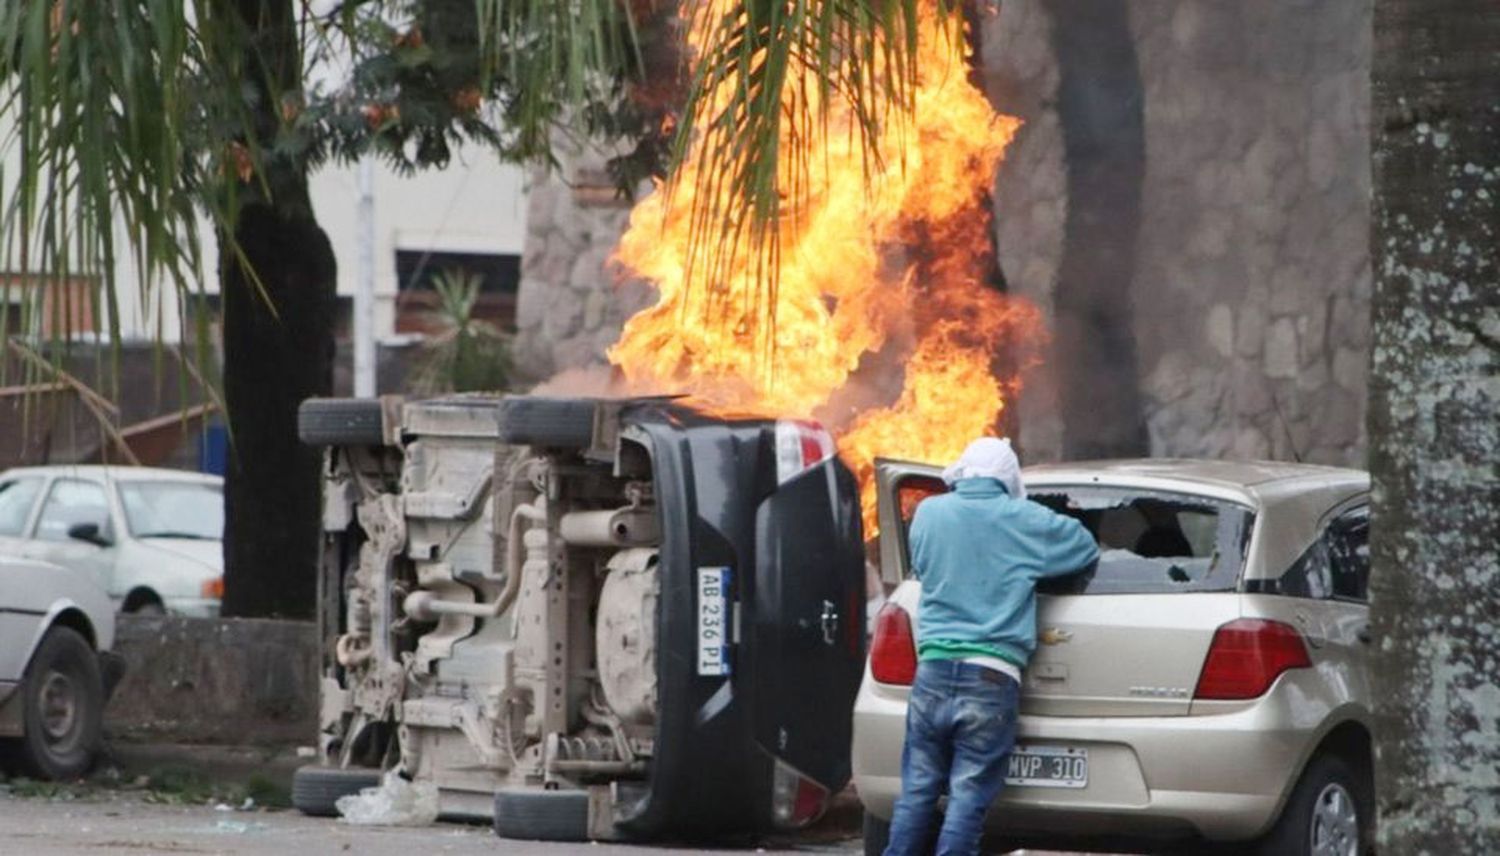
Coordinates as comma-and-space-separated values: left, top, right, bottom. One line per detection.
1131, 1, 1371, 465
107, 615, 318, 746
514, 2, 1373, 467
511, 150, 654, 384
985, 0, 1372, 465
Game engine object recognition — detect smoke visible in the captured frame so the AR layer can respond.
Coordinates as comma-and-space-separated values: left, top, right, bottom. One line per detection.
528, 365, 630, 398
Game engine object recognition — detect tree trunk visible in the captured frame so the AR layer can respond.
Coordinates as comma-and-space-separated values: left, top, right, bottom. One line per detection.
218, 0, 338, 619
1045, 0, 1149, 460
220, 202, 336, 619
1368, 1, 1499, 851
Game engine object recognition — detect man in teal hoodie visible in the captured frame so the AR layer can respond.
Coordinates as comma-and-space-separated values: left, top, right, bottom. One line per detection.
885, 437, 1099, 856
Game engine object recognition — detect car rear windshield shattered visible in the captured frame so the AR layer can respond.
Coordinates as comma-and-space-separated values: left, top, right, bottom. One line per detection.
1029, 487, 1255, 595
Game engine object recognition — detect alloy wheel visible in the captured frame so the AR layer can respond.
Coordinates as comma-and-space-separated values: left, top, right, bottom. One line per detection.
1309, 781, 1360, 856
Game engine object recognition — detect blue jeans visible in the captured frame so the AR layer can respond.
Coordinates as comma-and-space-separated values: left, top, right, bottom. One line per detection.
884, 660, 1019, 856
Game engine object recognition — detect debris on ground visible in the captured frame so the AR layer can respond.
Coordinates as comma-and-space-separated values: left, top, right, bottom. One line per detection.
335, 771, 439, 826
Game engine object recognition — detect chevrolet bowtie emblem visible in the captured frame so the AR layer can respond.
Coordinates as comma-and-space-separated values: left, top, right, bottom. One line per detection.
1039, 628, 1073, 645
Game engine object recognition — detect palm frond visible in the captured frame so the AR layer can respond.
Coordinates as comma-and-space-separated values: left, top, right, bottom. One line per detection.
410, 267, 512, 395
475, 0, 643, 162
0, 1, 199, 334
667, 0, 942, 352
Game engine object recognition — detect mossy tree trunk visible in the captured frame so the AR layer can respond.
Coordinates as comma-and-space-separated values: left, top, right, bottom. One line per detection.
1367, 0, 1499, 850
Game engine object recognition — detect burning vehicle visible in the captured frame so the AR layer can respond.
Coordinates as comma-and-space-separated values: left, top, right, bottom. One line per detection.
294, 1, 1042, 841
292, 394, 866, 840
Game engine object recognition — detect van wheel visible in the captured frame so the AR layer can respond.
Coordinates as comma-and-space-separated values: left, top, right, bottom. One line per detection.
291, 765, 382, 816
1254, 754, 1370, 856
863, 811, 891, 856
495, 396, 596, 448
15, 627, 103, 780
298, 398, 389, 447
493, 787, 590, 842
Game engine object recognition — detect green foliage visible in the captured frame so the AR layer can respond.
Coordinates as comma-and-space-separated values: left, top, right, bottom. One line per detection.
409, 267, 512, 395
0, 0, 215, 339
5, 776, 84, 799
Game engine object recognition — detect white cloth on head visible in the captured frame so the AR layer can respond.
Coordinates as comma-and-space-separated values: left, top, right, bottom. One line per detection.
941, 437, 1025, 499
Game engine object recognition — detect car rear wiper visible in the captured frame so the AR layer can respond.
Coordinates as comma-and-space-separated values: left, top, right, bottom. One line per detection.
136, 531, 217, 540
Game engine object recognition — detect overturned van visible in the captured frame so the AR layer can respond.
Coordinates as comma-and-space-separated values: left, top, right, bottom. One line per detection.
292, 394, 866, 841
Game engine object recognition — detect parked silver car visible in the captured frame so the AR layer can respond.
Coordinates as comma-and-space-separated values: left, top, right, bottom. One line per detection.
855, 459, 1372, 855
0, 555, 123, 778
0, 466, 224, 616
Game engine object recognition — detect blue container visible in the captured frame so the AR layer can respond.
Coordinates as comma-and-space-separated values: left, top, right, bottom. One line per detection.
199, 422, 228, 476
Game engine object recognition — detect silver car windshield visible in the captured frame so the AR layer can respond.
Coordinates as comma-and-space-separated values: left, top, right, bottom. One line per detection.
1029, 486, 1255, 595
118, 481, 224, 540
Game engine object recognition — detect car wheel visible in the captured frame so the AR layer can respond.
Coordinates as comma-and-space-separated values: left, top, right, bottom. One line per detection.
863, 810, 891, 856
127, 598, 165, 616
1254, 754, 1370, 856
495, 396, 597, 448
15, 626, 104, 780
493, 787, 590, 842
298, 398, 389, 447
291, 764, 383, 816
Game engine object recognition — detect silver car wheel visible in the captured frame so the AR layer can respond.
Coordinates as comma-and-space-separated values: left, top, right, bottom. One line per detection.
1310, 782, 1360, 856
39, 669, 81, 746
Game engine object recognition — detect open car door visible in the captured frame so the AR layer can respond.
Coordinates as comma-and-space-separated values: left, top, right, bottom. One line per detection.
874, 458, 947, 585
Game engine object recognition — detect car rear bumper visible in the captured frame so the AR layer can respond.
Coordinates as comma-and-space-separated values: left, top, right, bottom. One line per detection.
163, 597, 221, 618
852, 672, 1334, 843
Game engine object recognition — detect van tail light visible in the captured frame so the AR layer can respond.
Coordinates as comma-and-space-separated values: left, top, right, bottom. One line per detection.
1193, 619, 1312, 700
774, 419, 835, 484
870, 603, 917, 685
770, 760, 830, 829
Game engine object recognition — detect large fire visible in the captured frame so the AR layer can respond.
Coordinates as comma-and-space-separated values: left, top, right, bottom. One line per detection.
607, 2, 1040, 534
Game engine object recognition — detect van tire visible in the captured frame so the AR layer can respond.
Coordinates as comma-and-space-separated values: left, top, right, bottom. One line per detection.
14, 626, 103, 780
298, 398, 388, 447
1253, 753, 1371, 856
495, 396, 596, 448
493, 787, 590, 842
291, 765, 382, 817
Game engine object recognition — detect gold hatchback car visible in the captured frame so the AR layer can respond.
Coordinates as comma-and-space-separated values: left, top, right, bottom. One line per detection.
854, 459, 1372, 856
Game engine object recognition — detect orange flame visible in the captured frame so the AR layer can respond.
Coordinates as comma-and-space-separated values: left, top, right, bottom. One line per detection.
608, 2, 1041, 535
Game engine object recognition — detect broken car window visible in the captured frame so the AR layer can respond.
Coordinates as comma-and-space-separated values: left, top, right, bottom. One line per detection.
1030, 487, 1255, 595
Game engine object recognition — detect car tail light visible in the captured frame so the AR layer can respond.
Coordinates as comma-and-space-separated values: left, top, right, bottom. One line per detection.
1193, 619, 1312, 700
201, 576, 224, 600
774, 419, 835, 484
770, 760, 830, 829
870, 603, 917, 685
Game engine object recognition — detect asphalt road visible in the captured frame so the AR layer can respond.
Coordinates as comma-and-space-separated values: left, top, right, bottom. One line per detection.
0, 789, 853, 855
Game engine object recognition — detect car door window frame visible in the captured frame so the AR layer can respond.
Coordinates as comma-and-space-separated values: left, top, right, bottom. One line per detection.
1327, 503, 1370, 603
31, 476, 115, 544
1264, 496, 1370, 602
891, 473, 949, 579
0, 476, 45, 537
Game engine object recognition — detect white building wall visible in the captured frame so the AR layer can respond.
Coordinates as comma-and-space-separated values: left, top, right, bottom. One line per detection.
1, 125, 528, 343
309, 153, 529, 344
